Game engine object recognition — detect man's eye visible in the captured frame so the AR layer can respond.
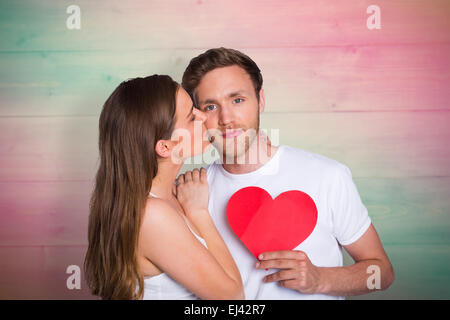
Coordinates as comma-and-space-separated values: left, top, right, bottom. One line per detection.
205, 105, 216, 111
233, 98, 244, 104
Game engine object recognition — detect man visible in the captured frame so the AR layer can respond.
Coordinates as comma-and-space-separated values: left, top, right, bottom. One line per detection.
179, 47, 394, 299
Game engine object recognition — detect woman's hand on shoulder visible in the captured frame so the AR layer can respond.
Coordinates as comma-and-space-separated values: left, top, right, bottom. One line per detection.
175, 168, 209, 220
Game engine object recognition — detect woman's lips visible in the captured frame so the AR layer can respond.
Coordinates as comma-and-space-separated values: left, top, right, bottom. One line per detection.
222, 129, 243, 139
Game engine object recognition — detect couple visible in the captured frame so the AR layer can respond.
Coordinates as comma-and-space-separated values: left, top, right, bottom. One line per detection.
84, 47, 394, 300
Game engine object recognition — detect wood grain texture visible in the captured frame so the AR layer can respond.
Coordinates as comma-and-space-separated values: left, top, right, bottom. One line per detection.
1, 0, 449, 300
0, 246, 95, 299
0, 181, 92, 246
1, 0, 449, 52
1, 44, 449, 116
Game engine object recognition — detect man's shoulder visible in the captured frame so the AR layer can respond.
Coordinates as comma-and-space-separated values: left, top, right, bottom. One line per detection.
203, 161, 220, 182
280, 145, 346, 174
203, 162, 218, 173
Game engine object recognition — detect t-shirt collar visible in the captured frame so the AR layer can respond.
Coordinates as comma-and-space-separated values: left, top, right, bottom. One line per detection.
216, 145, 285, 180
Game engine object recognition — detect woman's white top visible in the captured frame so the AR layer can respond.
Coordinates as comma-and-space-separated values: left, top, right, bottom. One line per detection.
139, 191, 208, 300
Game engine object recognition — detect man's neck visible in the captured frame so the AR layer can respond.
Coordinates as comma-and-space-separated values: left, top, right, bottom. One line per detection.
221, 134, 279, 175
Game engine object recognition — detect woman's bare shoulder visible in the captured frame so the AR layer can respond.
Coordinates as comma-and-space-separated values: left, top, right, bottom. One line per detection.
143, 197, 179, 225
139, 196, 201, 262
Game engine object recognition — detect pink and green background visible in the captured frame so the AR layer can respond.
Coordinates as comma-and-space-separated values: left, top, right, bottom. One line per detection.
0, 0, 449, 299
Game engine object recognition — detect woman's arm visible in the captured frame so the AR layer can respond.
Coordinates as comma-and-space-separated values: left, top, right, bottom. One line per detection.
139, 199, 243, 299
139, 168, 244, 300
175, 168, 243, 293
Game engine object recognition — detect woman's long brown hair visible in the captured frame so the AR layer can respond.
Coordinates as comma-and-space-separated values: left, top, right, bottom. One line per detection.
84, 75, 178, 299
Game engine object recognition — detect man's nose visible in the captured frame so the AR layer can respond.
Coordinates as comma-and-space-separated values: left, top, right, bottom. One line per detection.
218, 104, 233, 127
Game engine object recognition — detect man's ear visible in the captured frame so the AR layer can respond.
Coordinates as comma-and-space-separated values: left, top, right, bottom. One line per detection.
154, 139, 173, 158
258, 88, 266, 114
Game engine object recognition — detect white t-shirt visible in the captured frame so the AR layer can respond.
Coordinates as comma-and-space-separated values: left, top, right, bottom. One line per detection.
206, 145, 371, 300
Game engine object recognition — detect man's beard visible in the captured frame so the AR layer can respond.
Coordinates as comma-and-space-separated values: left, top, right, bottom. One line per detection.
209, 112, 260, 165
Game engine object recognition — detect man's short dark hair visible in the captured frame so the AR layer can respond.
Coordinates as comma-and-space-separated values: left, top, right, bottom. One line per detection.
182, 47, 263, 105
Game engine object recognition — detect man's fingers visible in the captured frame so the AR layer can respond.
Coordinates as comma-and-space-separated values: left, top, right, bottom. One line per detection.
263, 270, 297, 283
258, 250, 307, 261
256, 259, 299, 270
279, 279, 301, 289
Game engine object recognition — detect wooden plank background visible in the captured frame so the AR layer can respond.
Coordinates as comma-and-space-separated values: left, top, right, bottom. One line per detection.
0, 0, 449, 299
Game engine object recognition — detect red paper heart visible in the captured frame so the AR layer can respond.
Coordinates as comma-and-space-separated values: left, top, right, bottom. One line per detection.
226, 186, 318, 258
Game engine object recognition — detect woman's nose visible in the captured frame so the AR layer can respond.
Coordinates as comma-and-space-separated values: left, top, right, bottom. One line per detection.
196, 109, 207, 122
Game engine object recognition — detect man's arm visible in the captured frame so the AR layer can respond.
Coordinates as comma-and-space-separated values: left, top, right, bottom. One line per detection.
256, 223, 395, 296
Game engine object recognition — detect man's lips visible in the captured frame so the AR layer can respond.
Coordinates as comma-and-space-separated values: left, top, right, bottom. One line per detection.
205, 128, 244, 142
222, 129, 243, 139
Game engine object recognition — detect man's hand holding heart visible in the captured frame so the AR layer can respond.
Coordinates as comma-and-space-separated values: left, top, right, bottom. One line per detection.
227, 186, 394, 297
255, 250, 327, 295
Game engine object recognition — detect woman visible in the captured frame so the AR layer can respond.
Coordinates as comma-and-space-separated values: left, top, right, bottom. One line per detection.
84, 75, 244, 300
